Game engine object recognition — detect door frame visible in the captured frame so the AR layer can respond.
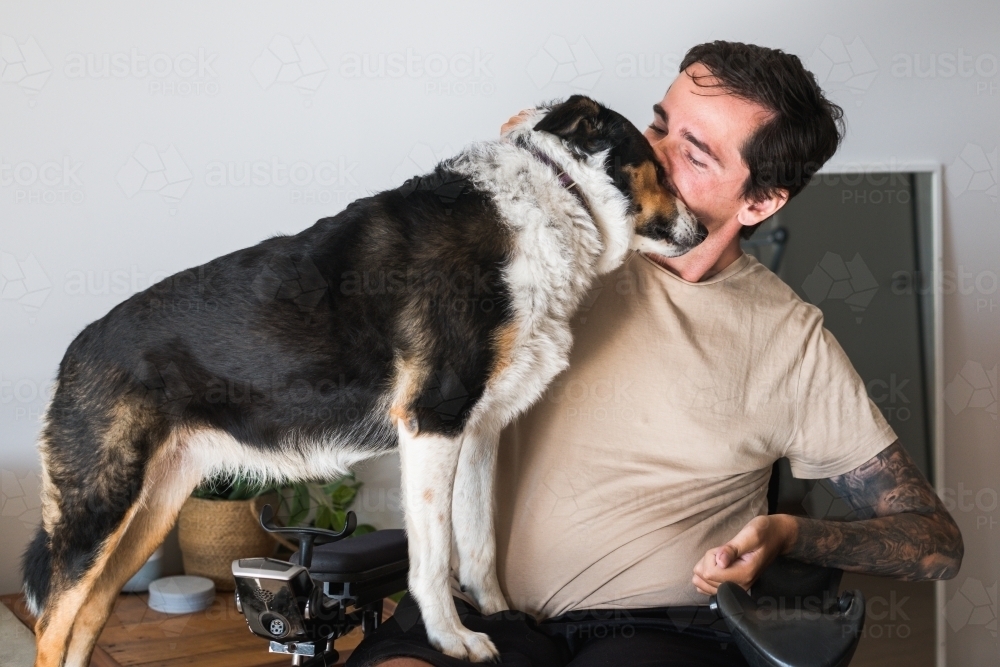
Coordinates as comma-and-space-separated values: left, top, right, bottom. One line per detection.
818, 160, 946, 667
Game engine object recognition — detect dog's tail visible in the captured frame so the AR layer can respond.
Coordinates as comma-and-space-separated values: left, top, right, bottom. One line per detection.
22, 525, 52, 617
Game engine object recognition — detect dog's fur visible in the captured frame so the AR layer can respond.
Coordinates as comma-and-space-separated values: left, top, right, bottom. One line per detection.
23, 95, 705, 666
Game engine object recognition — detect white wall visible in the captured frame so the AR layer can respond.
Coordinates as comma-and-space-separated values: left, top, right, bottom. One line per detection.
1, 2, 997, 664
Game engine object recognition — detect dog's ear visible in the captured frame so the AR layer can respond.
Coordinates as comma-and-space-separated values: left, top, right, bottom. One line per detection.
533, 95, 608, 152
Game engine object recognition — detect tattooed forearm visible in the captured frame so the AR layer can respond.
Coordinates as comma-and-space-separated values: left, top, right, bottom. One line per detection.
784, 441, 964, 581
789, 510, 963, 580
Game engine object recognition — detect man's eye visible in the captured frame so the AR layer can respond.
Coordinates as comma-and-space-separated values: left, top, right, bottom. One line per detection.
686, 153, 706, 168
646, 123, 665, 135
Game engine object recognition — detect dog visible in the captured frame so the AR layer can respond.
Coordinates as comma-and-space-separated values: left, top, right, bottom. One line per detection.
22, 95, 705, 666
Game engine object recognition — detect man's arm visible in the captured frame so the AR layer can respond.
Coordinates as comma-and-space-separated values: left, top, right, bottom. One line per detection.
692, 440, 964, 595
784, 439, 963, 579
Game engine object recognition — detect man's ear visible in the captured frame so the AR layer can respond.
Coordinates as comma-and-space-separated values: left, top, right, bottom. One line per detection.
738, 189, 789, 227
533, 95, 605, 151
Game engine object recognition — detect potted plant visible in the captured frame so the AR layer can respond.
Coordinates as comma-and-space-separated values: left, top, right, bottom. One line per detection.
177, 476, 278, 591
177, 474, 375, 590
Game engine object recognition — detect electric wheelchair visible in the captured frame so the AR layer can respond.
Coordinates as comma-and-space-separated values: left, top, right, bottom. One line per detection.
232, 502, 866, 667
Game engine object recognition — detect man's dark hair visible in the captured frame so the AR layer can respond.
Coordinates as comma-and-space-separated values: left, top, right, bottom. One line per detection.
679, 41, 845, 238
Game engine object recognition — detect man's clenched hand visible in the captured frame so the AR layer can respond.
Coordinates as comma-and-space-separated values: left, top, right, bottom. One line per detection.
692, 514, 796, 595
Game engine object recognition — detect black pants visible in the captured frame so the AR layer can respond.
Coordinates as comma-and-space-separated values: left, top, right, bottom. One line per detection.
346, 595, 749, 667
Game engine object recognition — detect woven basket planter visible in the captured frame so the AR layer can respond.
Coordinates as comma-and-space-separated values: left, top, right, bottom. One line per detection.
177, 495, 276, 591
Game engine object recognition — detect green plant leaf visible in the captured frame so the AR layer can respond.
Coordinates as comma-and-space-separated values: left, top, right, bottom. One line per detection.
289, 483, 311, 526
309, 483, 332, 510
229, 477, 247, 500
331, 483, 358, 509
315, 505, 335, 531
321, 479, 343, 495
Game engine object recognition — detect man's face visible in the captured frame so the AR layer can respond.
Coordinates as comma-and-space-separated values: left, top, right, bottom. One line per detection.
642, 63, 774, 234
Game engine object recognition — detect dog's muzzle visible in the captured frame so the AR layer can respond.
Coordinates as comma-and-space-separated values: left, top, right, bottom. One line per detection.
674, 199, 709, 248
635, 198, 708, 258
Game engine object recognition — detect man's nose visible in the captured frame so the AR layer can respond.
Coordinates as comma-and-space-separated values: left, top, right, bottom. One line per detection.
648, 144, 678, 195
648, 137, 671, 170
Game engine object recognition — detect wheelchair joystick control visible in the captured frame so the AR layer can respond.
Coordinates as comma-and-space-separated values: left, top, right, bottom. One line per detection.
232, 505, 379, 665
232, 512, 410, 666
258, 504, 357, 569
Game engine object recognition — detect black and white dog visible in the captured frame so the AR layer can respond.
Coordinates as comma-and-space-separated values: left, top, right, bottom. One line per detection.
24, 95, 705, 666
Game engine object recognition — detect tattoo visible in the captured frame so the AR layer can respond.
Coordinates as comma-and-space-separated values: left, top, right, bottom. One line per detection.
787, 441, 964, 581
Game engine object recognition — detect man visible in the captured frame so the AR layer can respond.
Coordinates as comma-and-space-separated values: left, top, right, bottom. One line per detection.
349, 41, 963, 667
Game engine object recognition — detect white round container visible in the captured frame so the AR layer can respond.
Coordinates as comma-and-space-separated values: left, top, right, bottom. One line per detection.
122, 546, 164, 593
147, 575, 215, 614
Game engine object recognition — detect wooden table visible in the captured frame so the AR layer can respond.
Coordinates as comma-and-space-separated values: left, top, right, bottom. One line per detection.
1, 592, 393, 667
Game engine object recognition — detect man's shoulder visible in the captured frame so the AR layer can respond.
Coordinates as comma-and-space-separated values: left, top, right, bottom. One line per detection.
603, 252, 826, 340
677, 253, 827, 336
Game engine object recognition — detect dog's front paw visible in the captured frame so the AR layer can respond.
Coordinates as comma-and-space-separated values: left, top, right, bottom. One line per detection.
428, 627, 500, 663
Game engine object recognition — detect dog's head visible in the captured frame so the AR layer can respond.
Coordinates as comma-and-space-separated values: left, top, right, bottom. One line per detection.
532, 95, 707, 258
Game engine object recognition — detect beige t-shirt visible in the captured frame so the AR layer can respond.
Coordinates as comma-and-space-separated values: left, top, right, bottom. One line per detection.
490, 251, 897, 619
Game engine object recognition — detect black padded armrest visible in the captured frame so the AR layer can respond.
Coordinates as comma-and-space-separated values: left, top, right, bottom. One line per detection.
291, 529, 407, 578
716, 583, 864, 667
713, 558, 865, 667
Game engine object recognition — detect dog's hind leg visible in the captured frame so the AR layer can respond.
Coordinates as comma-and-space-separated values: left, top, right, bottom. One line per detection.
62, 442, 201, 667
33, 503, 143, 667
31, 384, 178, 667
397, 422, 499, 663
452, 421, 508, 616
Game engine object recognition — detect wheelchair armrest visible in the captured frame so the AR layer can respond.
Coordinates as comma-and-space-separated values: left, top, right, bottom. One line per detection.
290, 528, 408, 583
713, 558, 865, 667
289, 528, 409, 609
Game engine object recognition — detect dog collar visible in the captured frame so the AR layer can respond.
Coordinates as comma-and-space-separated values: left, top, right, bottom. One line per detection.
529, 147, 578, 190
526, 146, 593, 217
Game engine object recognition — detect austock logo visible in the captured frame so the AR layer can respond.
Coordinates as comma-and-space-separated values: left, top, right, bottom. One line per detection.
946, 143, 998, 204
944, 361, 997, 421
1, 156, 85, 205
526, 35, 602, 91
391, 143, 455, 186
0, 251, 52, 314
0, 469, 42, 527
339, 47, 495, 96
112, 588, 198, 640
0, 34, 52, 95
116, 144, 193, 203
866, 374, 913, 423
946, 578, 997, 636
135, 361, 194, 417
614, 51, 683, 79
251, 254, 329, 314
801, 252, 878, 324
0, 376, 53, 423
204, 156, 361, 206
806, 35, 878, 106
574, 275, 603, 325
251, 35, 328, 96
417, 365, 469, 422
801, 479, 872, 521
63, 47, 220, 97
891, 49, 999, 81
